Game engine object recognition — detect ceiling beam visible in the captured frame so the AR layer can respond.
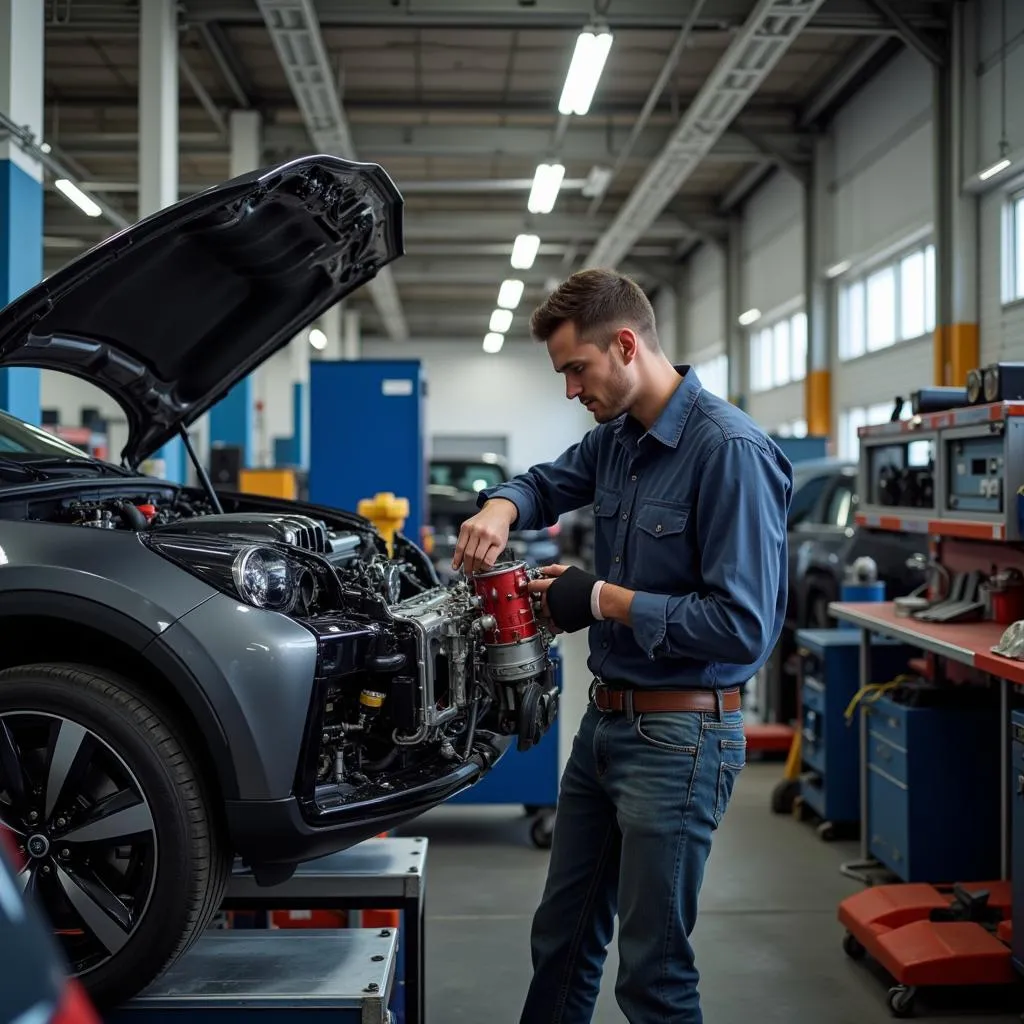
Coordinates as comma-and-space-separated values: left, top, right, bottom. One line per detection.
798, 34, 895, 127
585, 0, 827, 270
256, 0, 408, 343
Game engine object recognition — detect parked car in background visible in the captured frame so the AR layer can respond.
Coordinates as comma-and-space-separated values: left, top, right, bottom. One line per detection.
427, 454, 562, 580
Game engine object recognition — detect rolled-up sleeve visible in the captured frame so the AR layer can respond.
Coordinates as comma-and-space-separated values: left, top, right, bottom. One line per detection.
477, 429, 600, 531
630, 437, 791, 665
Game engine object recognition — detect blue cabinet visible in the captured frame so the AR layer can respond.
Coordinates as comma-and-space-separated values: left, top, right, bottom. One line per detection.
1011, 710, 1024, 973
796, 629, 913, 827
864, 693, 1002, 883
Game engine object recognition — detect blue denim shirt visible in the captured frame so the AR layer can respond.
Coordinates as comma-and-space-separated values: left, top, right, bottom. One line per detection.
478, 366, 794, 689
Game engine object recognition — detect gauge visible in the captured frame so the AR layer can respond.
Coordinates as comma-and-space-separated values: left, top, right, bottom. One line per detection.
983, 364, 1000, 403
966, 367, 983, 404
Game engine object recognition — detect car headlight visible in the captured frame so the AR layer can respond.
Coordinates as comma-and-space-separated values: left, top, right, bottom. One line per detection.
144, 534, 335, 615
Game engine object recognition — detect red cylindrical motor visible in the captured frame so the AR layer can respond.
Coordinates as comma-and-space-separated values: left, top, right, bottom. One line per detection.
470, 560, 547, 684
470, 560, 539, 645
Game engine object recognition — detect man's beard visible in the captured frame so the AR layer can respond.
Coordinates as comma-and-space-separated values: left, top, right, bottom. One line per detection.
591, 360, 632, 422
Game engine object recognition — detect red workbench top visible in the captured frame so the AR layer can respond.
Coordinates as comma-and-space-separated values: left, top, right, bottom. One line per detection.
829, 601, 1024, 686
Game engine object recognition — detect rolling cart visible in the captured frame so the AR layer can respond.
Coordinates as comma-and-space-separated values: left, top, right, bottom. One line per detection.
448, 641, 563, 848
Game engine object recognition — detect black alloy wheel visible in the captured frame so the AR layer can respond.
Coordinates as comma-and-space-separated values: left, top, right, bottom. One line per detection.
0, 663, 230, 1008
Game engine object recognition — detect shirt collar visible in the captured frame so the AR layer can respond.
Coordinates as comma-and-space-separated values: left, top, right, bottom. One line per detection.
615, 364, 702, 449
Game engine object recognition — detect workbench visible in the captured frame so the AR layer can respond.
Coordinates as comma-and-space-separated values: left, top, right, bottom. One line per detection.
221, 836, 428, 1024
826, 601, 1020, 882
106, 928, 398, 1023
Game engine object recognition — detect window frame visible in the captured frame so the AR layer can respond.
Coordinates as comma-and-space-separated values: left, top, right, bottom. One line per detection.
836, 239, 936, 363
747, 307, 807, 393
1003, 188, 1024, 307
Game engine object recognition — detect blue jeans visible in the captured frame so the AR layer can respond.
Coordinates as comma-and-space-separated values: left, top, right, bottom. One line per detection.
519, 696, 747, 1024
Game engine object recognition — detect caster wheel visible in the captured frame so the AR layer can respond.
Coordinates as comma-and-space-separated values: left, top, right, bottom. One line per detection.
530, 811, 554, 849
842, 932, 865, 960
817, 821, 837, 842
770, 779, 799, 815
887, 985, 916, 1018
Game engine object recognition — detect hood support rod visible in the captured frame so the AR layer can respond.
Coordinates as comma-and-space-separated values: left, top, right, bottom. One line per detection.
179, 424, 224, 515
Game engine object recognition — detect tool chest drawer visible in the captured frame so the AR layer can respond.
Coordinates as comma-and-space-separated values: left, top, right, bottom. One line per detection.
864, 694, 1002, 883
794, 629, 914, 830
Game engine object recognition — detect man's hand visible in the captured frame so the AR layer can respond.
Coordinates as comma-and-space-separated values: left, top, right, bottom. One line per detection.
527, 564, 568, 633
452, 498, 519, 574
528, 563, 636, 631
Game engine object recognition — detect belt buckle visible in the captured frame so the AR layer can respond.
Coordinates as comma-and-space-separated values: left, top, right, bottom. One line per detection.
589, 678, 610, 713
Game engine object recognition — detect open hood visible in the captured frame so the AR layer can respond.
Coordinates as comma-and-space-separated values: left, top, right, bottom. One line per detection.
0, 155, 404, 468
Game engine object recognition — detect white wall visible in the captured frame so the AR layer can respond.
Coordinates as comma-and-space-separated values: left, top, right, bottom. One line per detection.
360, 338, 591, 475
977, 0, 1024, 362
684, 242, 725, 362
828, 47, 935, 414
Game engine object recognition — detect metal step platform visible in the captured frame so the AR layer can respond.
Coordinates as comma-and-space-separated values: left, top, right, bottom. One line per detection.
106, 927, 398, 1023
222, 836, 428, 1024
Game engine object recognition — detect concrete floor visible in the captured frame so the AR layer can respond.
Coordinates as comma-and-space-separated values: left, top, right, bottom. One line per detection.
392, 631, 1022, 1022
397, 763, 1022, 1023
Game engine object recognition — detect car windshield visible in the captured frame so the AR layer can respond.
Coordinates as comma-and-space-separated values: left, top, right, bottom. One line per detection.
0, 409, 101, 460
429, 460, 507, 493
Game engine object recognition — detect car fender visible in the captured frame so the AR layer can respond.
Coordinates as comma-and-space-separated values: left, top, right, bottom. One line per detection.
0, 585, 240, 801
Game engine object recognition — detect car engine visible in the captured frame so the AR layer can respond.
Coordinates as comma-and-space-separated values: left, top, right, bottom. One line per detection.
26, 487, 560, 818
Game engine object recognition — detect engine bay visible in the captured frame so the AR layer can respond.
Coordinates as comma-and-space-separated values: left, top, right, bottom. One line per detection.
5, 479, 559, 816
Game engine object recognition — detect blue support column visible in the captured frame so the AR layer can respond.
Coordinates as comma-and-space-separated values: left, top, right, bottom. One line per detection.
0, 160, 41, 423
0, 2, 43, 425
208, 378, 254, 466
293, 380, 309, 470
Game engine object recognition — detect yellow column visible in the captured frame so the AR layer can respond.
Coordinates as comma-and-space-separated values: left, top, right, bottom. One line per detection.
804, 369, 831, 438
357, 491, 409, 556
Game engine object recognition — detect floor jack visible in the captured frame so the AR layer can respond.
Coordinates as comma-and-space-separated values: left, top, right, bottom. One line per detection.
838, 880, 1018, 1017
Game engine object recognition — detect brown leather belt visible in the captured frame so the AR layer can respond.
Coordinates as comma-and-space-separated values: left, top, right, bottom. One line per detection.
592, 683, 742, 716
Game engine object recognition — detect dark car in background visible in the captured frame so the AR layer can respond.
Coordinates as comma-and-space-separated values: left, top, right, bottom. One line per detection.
428, 455, 562, 580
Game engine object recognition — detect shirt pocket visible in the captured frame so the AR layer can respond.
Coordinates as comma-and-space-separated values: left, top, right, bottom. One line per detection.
631, 499, 695, 591
591, 489, 621, 570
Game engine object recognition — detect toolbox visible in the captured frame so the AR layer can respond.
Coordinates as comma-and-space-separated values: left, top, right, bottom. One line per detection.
864, 692, 1002, 883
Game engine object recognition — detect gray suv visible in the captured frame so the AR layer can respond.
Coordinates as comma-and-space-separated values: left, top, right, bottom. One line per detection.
0, 156, 558, 1008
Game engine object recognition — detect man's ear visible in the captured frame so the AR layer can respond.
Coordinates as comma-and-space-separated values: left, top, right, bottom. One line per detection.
616, 328, 640, 364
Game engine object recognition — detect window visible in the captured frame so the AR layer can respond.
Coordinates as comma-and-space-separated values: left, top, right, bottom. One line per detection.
1006, 193, 1024, 304
692, 353, 728, 399
747, 309, 807, 392
825, 480, 855, 528
838, 242, 935, 361
787, 473, 831, 527
775, 419, 807, 438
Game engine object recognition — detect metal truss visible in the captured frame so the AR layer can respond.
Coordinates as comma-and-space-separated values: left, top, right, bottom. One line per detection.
255, 0, 408, 342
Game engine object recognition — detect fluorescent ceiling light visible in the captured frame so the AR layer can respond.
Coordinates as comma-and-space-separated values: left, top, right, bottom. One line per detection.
511, 233, 541, 270
497, 279, 525, 309
483, 332, 504, 354
558, 27, 613, 116
308, 327, 327, 350
489, 308, 513, 333
54, 178, 102, 218
527, 162, 566, 214
979, 157, 1011, 181
738, 308, 762, 326
825, 260, 851, 278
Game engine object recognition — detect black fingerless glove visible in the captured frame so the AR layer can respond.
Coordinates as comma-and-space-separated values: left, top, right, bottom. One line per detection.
546, 566, 600, 633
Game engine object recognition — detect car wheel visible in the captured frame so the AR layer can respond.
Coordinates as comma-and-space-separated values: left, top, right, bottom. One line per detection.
0, 662, 230, 1008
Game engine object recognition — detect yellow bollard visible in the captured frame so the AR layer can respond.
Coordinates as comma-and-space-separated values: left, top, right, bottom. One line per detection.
357, 491, 409, 556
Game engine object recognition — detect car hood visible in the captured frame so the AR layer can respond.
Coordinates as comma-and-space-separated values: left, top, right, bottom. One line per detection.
0, 155, 404, 468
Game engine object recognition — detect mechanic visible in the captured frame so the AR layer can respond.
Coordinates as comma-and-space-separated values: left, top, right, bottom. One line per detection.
451, 268, 793, 1024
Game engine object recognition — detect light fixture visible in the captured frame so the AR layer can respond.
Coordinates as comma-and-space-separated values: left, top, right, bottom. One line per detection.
825, 260, 851, 279
979, 157, 1011, 181
558, 26, 614, 116
489, 308, 513, 333
54, 178, 102, 218
483, 332, 504, 354
527, 162, 566, 214
511, 233, 541, 270
497, 279, 525, 309
308, 328, 327, 350
738, 308, 762, 326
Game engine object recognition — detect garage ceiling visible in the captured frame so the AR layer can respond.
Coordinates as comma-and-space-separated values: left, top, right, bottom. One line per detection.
36, 0, 948, 341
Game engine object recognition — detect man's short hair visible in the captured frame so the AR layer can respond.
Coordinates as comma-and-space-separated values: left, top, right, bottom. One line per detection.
530, 269, 659, 351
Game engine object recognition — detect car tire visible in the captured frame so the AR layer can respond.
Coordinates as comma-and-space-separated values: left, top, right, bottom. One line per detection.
0, 662, 230, 1008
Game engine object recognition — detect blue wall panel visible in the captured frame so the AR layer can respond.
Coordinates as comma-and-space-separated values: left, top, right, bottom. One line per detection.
309, 360, 426, 543
208, 377, 254, 466
0, 159, 42, 424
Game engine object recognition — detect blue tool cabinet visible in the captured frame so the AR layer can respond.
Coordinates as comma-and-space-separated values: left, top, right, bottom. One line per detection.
797, 629, 913, 830
864, 692, 1002, 883
308, 359, 427, 545
449, 642, 563, 846
1011, 710, 1024, 975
